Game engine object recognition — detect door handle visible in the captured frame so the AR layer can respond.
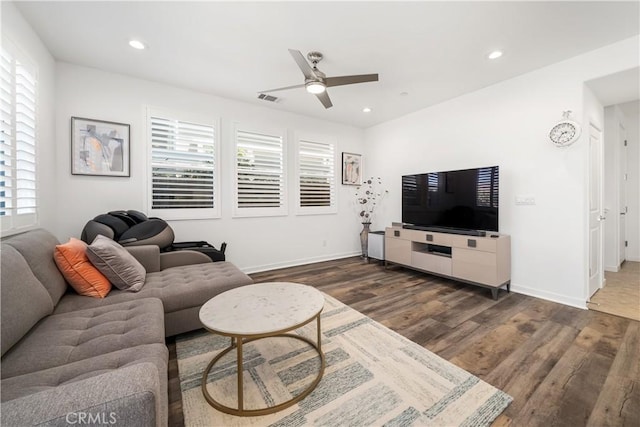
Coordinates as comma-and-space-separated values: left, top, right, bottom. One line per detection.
598, 215, 606, 221
620, 212, 626, 216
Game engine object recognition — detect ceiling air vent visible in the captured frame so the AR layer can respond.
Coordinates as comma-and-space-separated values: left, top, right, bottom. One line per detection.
258, 93, 279, 103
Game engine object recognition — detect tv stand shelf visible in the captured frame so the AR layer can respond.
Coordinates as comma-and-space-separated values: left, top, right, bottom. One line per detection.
384, 226, 511, 300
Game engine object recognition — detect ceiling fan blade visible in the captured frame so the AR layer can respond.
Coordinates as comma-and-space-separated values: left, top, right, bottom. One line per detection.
316, 91, 333, 109
325, 74, 379, 88
289, 49, 317, 80
258, 83, 305, 93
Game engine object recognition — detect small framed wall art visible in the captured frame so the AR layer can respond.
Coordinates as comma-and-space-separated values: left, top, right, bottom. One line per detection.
71, 117, 130, 177
342, 152, 362, 185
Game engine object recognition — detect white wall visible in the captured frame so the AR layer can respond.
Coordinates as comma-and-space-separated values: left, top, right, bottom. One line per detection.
364, 36, 639, 308
603, 105, 626, 271
620, 101, 640, 262
55, 63, 365, 272
1, 2, 56, 233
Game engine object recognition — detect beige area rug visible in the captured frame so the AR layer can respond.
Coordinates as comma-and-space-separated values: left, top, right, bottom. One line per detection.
176, 293, 512, 426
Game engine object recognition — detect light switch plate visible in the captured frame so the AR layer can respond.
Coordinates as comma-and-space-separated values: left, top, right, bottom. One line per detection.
515, 195, 536, 205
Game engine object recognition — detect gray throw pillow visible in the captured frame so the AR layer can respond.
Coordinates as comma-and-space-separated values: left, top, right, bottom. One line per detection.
86, 235, 146, 292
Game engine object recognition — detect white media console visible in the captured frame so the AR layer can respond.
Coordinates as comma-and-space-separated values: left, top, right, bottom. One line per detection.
384, 226, 511, 299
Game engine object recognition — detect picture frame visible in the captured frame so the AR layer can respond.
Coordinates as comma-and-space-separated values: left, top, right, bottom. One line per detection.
342, 152, 362, 185
71, 117, 130, 177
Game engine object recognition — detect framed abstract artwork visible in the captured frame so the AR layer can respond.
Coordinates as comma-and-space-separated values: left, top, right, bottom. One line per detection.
71, 117, 130, 177
342, 152, 362, 185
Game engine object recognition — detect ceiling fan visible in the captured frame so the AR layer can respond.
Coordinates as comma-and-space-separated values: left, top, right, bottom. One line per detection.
259, 49, 379, 109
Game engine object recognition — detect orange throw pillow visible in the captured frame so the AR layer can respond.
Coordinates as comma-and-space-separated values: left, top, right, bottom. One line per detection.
54, 238, 112, 298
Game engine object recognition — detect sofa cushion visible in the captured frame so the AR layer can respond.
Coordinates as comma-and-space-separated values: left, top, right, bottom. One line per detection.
0, 343, 167, 403
1, 245, 54, 357
143, 262, 254, 312
1, 361, 167, 427
54, 238, 112, 298
3, 229, 68, 306
86, 235, 146, 292
1, 298, 164, 379
52, 261, 253, 316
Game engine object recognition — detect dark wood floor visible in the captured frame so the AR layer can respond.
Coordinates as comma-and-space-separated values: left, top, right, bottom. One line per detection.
167, 257, 639, 426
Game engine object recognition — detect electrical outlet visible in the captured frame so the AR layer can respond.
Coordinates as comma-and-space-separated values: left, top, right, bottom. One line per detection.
515, 195, 536, 205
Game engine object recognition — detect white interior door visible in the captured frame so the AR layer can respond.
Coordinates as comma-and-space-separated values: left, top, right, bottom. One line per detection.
619, 124, 627, 265
589, 123, 604, 299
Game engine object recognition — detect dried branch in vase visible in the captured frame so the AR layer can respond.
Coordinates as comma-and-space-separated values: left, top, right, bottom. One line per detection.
355, 177, 389, 224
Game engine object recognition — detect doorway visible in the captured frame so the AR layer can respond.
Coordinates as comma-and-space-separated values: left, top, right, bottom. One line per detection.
585, 68, 639, 321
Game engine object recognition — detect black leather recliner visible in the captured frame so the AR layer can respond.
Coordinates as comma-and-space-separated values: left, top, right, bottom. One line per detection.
81, 210, 226, 262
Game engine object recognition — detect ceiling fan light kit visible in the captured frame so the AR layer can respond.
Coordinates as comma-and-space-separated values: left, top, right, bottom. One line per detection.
306, 81, 326, 94
259, 49, 379, 109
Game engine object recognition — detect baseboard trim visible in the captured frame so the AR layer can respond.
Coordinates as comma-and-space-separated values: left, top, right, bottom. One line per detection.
245, 258, 590, 310
510, 283, 587, 310
625, 256, 640, 262
242, 251, 361, 275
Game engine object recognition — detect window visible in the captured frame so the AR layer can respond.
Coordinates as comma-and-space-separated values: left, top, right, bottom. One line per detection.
148, 109, 219, 219
296, 135, 336, 214
0, 43, 38, 234
233, 125, 286, 217
427, 173, 439, 192
476, 167, 499, 208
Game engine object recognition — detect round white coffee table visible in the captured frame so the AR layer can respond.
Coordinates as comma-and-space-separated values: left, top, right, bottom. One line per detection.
199, 282, 325, 416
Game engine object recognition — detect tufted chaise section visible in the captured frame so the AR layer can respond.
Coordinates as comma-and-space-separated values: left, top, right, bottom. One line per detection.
146, 262, 255, 311
1, 298, 165, 379
53, 261, 253, 336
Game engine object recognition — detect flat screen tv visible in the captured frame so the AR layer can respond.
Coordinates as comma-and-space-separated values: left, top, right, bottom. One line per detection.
402, 166, 499, 233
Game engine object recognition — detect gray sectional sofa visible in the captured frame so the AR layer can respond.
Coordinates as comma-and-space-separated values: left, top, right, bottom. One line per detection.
1, 229, 253, 426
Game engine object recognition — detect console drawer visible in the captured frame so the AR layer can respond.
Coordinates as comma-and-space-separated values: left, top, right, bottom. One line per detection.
386, 228, 410, 240
452, 248, 498, 285
385, 237, 411, 265
411, 252, 452, 276
411, 230, 452, 246
450, 235, 497, 252
385, 228, 452, 246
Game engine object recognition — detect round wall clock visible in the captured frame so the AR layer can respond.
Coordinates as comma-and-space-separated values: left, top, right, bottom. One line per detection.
549, 111, 581, 147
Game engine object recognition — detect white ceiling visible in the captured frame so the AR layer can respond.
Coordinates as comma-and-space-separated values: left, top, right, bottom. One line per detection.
587, 67, 640, 107
14, 1, 640, 128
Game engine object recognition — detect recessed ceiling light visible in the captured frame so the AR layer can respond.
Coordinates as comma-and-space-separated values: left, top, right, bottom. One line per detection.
129, 40, 146, 50
362, 107, 372, 113
487, 50, 503, 60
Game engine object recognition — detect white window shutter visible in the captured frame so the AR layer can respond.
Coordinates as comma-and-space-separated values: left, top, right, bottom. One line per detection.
1, 44, 38, 234
297, 137, 336, 214
234, 127, 286, 217
148, 112, 219, 219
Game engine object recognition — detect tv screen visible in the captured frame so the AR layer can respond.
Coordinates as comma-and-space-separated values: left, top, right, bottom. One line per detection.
402, 166, 499, 232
